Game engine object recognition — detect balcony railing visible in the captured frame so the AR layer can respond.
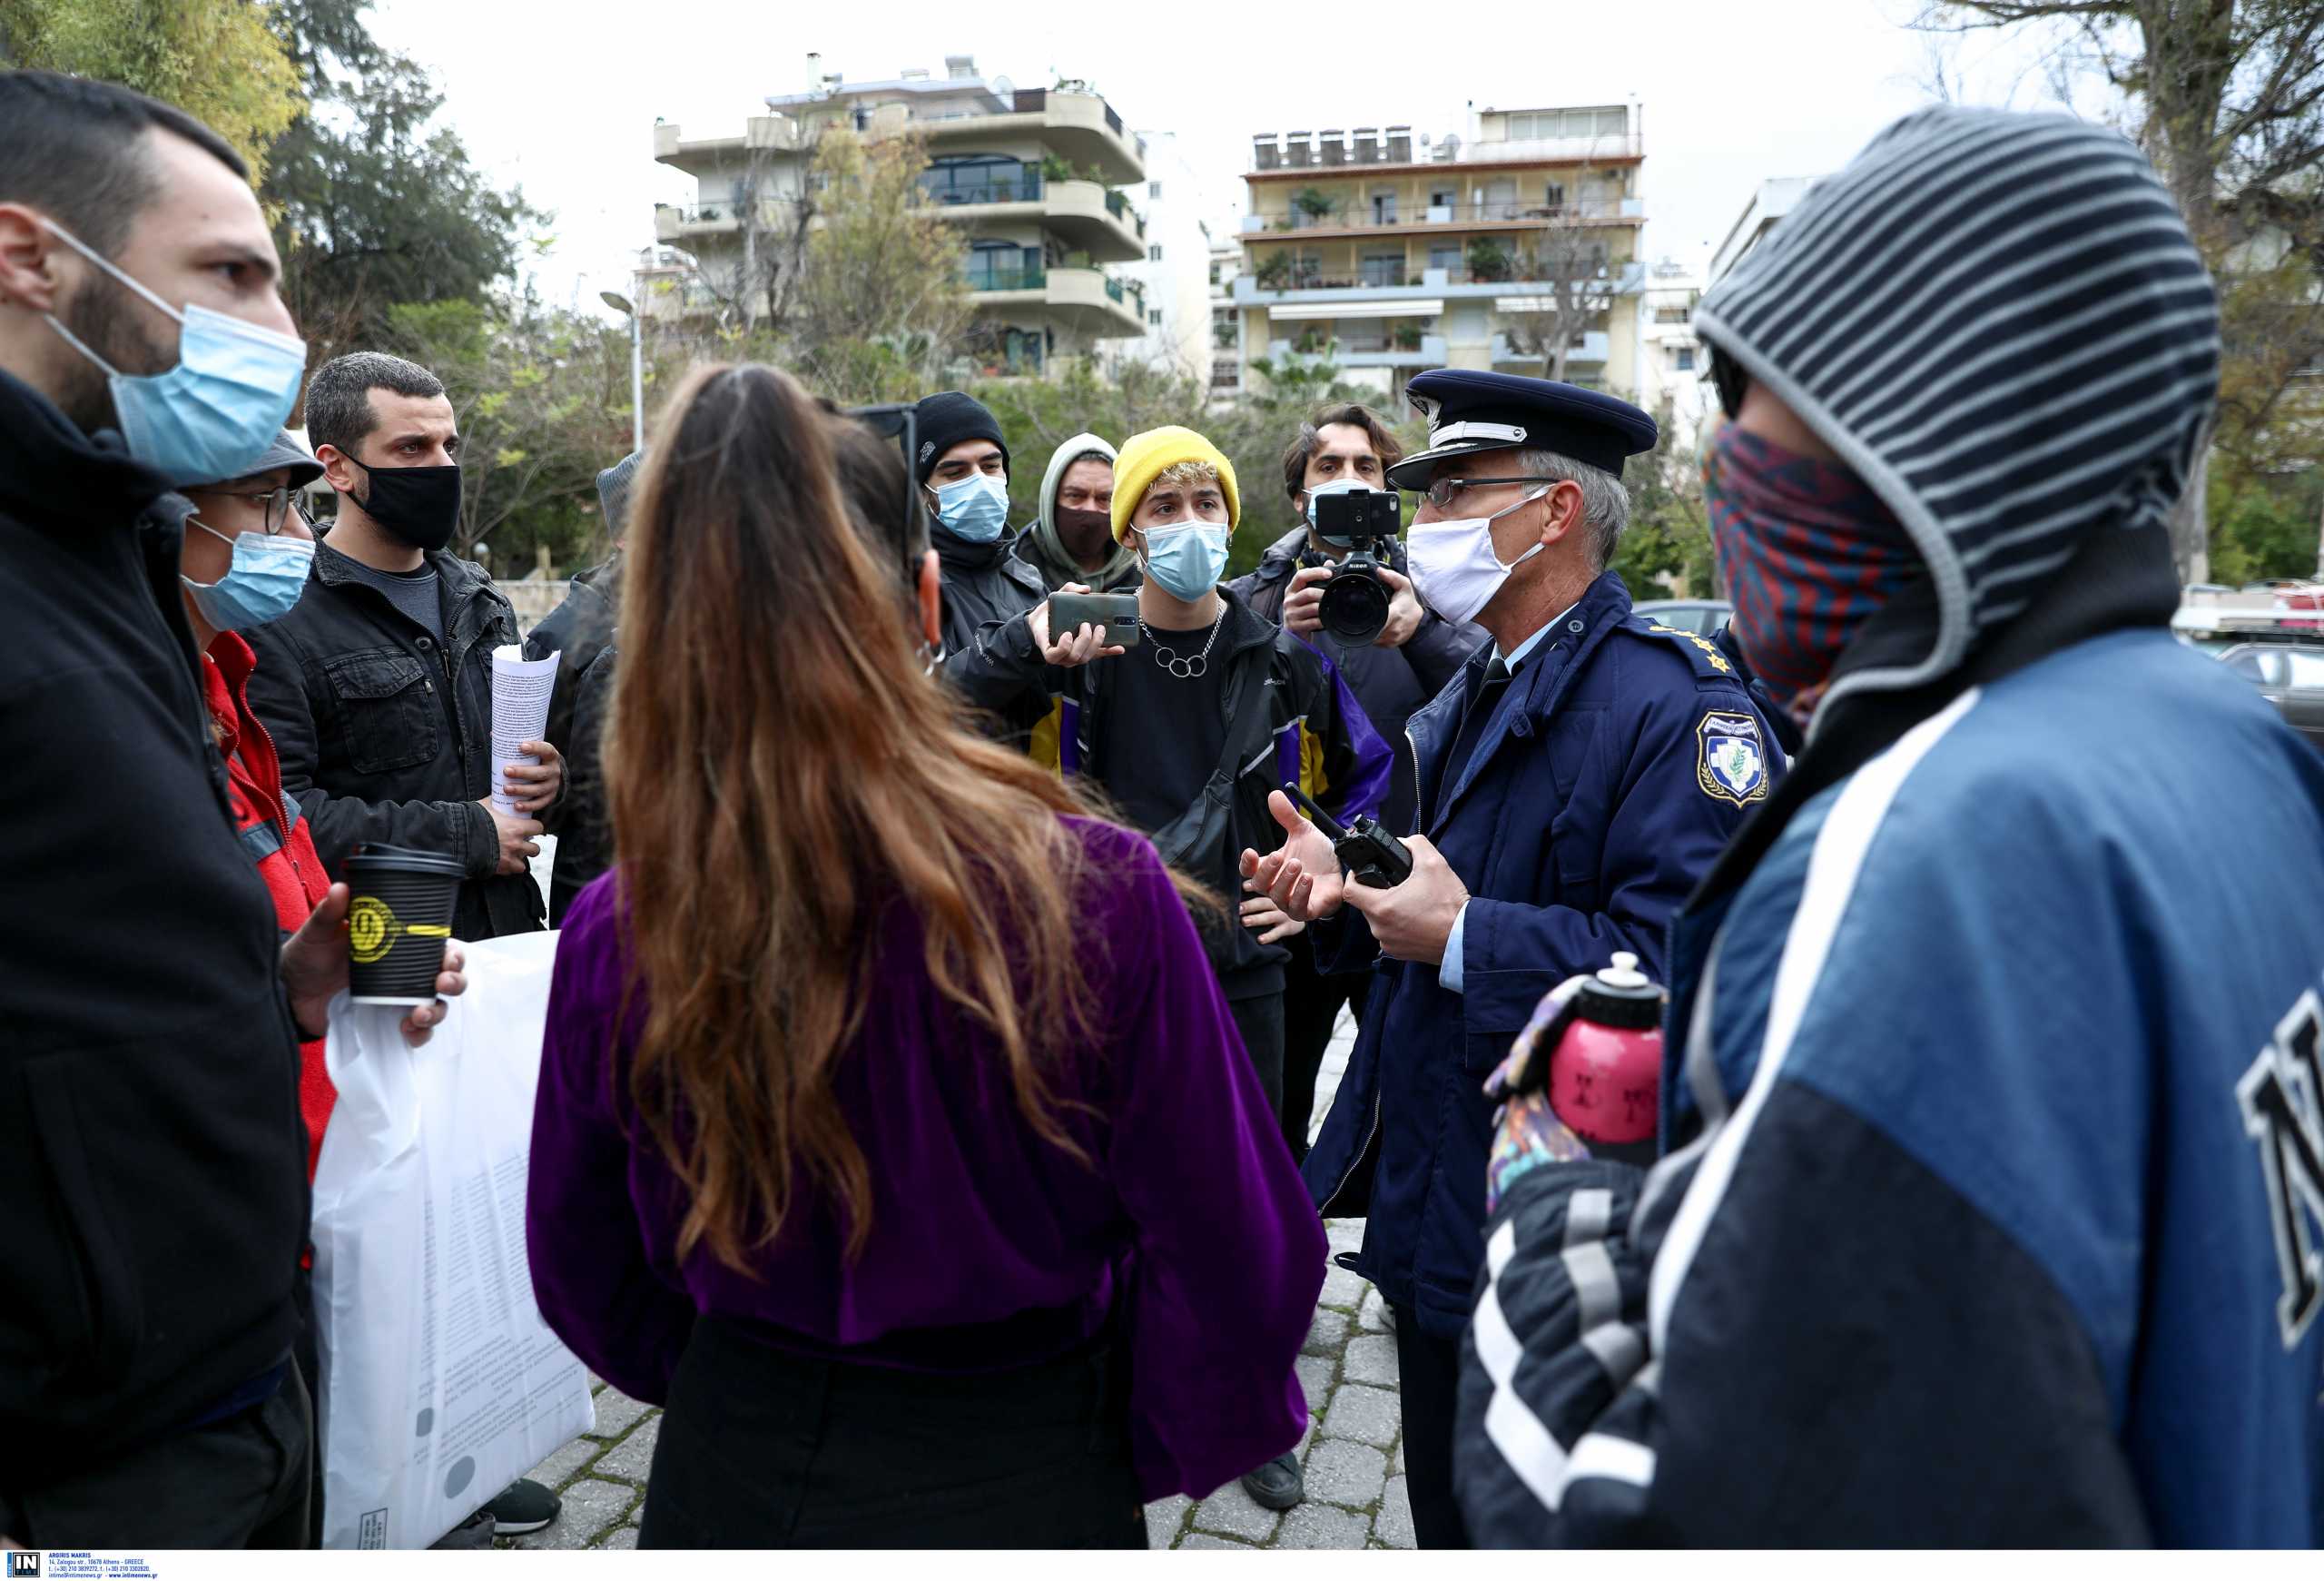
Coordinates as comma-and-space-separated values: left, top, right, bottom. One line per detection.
922, 173, 1044, 206
1248, 260, 1635, 294
658, 199, 794, 228
1249, 128, 1643, 172
967, 261, 1047, 292
1104, 188, 1147, 238
1247, 198, 1640, 233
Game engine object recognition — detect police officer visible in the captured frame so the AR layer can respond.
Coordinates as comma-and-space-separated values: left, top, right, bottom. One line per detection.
1241, 369, 1784, 1549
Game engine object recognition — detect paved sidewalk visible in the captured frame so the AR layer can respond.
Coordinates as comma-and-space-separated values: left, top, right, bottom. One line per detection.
507, 1006, 1393, 1551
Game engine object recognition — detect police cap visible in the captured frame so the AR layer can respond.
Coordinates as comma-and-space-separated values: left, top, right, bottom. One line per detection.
1388, 369, 1659, 488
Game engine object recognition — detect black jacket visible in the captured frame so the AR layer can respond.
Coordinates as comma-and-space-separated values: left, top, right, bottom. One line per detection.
524, 555, 621, 918
548, 641, 619, 926
934, 525, 1046, 659
946, 587, 1395, 997
244, 540, 548, 943
1227, 528, 1487, 835
0, 369, 308, 1489
522, 552, 620, 777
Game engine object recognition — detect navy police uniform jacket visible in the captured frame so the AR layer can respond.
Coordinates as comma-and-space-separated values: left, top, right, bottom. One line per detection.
1303, 568, 1783, 1339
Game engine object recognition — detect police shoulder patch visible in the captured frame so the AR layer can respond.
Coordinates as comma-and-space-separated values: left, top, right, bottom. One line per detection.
1696, 709, 1769, 806
1642, 621, 1736, 679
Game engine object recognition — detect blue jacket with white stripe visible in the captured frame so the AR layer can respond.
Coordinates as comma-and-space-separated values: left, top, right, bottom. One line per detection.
1462, 611, 2324, 1546
1459, 104, 2324, 1546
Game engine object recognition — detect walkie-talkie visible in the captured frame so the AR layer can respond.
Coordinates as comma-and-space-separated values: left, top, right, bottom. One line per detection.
1280, 782, 1415, 889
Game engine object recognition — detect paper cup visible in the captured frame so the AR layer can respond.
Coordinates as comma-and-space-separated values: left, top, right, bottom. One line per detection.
343, 844, 465, 1005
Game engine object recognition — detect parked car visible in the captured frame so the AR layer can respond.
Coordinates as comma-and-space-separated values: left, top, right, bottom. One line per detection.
2218, 641, 2324, 753
1631, 598, 1732, 637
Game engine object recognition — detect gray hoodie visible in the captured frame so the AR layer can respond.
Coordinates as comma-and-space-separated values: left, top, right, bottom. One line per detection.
1011, 431, 1141, 593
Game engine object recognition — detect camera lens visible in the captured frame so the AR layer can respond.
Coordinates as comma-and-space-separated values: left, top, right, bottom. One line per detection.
1319, 566, 1391, 646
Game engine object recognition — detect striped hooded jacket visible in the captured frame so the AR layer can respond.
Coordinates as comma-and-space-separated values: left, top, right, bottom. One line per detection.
1458, 107, 2324, 1546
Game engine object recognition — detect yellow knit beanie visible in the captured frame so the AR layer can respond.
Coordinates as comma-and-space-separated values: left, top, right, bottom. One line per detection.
1110, 426, 1241, 542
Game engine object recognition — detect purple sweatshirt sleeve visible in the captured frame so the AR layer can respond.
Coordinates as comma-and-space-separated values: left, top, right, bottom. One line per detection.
527, 877, 698, 1406
1097, 832, 1328, 1499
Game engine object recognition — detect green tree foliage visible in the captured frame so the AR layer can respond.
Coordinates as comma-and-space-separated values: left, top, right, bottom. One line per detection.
1611, 395, 1716, 599
263, 0, 538, 363
385, 295, 632, 576
0, 0, 303, 180
2207, 458, 2323, 585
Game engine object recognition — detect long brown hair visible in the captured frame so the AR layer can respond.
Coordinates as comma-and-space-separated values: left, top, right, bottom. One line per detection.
606, 362, 1100, 1272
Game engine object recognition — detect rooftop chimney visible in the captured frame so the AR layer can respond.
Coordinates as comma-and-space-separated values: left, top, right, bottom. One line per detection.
806, 53, 822, 93
944, 54, 977, 79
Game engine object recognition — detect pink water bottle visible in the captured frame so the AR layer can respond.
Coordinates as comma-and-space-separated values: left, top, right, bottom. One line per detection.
1546, 952, 1665, 1167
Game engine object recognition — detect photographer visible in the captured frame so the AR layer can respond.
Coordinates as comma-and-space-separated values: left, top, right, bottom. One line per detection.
1228, 405, 1485, 1162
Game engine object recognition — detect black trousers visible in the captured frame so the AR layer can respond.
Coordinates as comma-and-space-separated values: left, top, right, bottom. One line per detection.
1393, 1309, 1473, 1549
640, 1314, 1147, 1549
1280, 943, 1368, 1163
3, 1363, 311, 1549
1227, 989, 1286, 1122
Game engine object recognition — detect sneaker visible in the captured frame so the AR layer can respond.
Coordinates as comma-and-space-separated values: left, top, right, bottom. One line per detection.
485, 1478, 562, 1537
1240, 1450, 1305, 1511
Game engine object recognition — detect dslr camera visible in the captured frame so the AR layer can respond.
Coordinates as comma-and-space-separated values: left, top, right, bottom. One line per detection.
1308, 489, 1403, 646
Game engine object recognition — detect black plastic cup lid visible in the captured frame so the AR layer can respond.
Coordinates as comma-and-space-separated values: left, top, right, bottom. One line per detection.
344, 843, 468, 878
1575, 951, 1663, 1032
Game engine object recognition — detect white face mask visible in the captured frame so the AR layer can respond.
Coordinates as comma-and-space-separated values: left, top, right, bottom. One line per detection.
1403, 487, 1550, 627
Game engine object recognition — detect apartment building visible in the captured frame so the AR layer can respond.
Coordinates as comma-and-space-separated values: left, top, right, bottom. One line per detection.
1709, 175, 1817, 283
1107, 130, 1213, 384
1234, 105, 1649, 404
1636, 256, 1710, 441
648, 55, 1149, 378
1209, 229, 1245, 400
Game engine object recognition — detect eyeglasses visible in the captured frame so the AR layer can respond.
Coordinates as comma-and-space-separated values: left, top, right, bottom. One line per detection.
1416, 475, 1564, 512
189, 484, 311, 535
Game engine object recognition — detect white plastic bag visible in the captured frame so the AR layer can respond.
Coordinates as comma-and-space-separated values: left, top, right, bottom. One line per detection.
310, 930, 594, 1549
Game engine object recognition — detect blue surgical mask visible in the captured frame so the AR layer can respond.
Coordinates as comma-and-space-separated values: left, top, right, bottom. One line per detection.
1140, 520, 1231, 601
933, 470, 1010, 542
1304, 479, 1384, 547
181, 518, 316, 630
39, 221, 308, 487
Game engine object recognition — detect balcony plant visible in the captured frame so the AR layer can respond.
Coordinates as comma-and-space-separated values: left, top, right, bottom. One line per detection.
1293, 187, 1336, 223
1466, 237, 1513, 282
1039, 152, 1074, 183
1295, 329, 1328, 356
1255, 252, 1294, 291
1393, 322, 1423, 351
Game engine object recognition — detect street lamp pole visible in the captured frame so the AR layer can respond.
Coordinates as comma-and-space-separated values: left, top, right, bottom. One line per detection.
600, 285, 644, 455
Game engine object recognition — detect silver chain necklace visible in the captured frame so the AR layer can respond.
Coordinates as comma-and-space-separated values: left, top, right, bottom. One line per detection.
1142, 606, 1227, 679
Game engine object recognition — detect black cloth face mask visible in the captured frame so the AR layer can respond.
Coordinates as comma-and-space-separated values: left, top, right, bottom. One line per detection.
349, 456, 463, 552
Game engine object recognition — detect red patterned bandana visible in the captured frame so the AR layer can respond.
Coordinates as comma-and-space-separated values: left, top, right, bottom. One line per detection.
1706, 425, 1920, 729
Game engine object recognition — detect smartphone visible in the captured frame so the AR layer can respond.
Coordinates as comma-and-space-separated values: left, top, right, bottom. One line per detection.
1049, 592, 1141, 648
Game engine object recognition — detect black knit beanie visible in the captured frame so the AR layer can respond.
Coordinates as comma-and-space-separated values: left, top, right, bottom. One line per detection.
911, 390, 1009, 484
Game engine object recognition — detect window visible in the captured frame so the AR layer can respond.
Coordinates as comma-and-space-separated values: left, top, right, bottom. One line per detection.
1428, 241, 1462, 273
1149, 244, 1163, 262
1430, 186, 1455, 211
1655, 304, 1690, 324
1149, 181, 1162, 198
921, 154, 1036, 204
1545, 182, 1566, 210
1673, 346, 1696, 371
1360, 251, 1406, 287
1371, 188, 1398, 224
1149, 308, 1164, 325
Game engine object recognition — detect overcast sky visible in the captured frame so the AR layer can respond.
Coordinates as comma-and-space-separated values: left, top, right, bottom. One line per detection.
368, 0, 2068, 321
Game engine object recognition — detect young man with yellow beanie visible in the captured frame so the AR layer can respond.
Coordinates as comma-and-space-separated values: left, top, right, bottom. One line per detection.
950, 426, 1393, 1508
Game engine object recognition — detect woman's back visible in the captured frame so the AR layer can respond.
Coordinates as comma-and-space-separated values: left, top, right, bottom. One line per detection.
522, 366, 1324, 1536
